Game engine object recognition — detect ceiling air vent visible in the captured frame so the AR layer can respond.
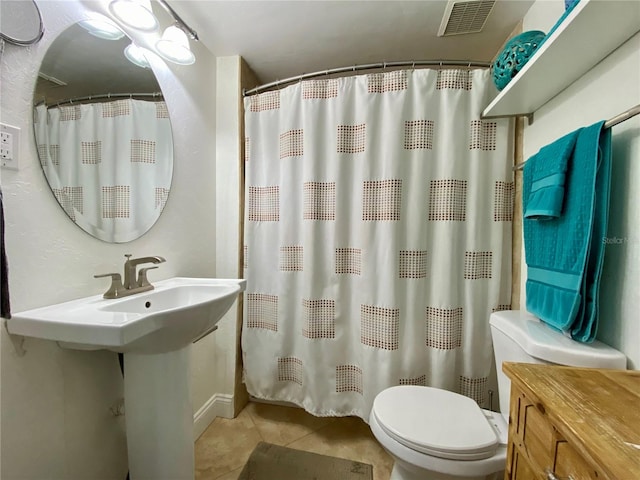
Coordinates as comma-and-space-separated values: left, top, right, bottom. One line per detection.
437, 0, 496, 37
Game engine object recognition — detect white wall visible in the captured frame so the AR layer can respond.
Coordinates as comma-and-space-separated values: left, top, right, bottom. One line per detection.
190, 56, 245, 435
213, 56, 242, 397
0, 1, 222, 477
521, 1, 640, 368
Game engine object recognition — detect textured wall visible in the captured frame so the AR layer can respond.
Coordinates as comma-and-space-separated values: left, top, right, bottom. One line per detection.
0, 1, 219, 477
521, 1, 640, 368
213, 56, 242, 409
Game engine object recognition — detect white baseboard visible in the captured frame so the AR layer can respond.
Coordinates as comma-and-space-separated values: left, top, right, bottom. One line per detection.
193, 393, 234, 440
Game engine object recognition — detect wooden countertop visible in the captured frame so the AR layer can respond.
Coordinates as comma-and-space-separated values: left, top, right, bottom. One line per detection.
503, 362, 640, 480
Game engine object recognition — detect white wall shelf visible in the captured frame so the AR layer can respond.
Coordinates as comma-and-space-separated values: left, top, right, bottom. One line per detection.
482, 0, 640, 120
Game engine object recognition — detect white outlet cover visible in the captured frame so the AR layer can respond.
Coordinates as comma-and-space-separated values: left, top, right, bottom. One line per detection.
0, 123, 20, 170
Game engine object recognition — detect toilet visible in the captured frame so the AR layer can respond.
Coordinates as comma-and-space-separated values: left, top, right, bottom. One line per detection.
369, 310, 627, 480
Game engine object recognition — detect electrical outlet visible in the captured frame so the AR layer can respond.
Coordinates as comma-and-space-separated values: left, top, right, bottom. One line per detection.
1, 132, 13, 158
0, 123, 20, 170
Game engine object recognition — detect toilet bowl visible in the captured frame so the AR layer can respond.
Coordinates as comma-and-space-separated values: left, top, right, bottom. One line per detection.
369, 310, 627, 480
370, 385, 507, 480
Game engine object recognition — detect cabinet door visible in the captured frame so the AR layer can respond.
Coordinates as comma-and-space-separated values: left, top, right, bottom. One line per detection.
520, 400, 554, 470
511, 388, 554, 474
554, 440, 602, 480
510, 449, 539, 480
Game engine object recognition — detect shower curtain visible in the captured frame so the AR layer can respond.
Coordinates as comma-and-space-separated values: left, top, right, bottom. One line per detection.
242, 69, 513, 420
34, 99, 173, 242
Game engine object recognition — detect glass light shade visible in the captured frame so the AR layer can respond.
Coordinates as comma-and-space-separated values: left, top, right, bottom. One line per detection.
156, 25, 195, 65
78, 19, 125, 40
124, 43, 151, 69
108, 0, 159, 32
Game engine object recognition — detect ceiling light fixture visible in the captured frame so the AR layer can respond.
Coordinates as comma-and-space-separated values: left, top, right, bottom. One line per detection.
156, 0, 198, 41
108, 0, 159, 32
124, 43, 151, 68
78, 19, 125, 40
107, 0, 198, 66
155, 24, 195, 65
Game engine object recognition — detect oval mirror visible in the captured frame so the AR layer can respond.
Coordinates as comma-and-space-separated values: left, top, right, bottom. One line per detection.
0, 0, 44, 45
33, 18, 173, 243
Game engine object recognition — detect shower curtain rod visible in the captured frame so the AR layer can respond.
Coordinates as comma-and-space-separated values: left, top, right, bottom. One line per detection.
243, 60, 491, 96
513, 103, 640, 171
39, 92, 164, 108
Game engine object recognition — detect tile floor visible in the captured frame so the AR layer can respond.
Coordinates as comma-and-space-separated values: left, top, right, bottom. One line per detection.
195, 401, 394, 480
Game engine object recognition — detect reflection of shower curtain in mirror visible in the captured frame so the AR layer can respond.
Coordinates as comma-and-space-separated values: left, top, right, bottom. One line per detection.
34, 99, 172, 242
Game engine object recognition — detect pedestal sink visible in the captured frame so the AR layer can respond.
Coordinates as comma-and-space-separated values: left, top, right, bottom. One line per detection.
6, 277, 246, 480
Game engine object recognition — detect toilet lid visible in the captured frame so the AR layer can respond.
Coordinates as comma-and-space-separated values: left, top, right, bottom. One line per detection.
372, 386, 499, 461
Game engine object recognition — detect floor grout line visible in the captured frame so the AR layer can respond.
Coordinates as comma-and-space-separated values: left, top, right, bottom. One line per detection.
244, 405, 265, 442
283, 428, 312, 448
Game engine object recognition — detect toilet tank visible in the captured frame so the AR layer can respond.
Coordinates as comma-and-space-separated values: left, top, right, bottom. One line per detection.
490, 310, 627, 417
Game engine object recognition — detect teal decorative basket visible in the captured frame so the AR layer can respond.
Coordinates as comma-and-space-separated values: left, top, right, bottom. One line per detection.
492, 30, 546, 91
565, 0, 580, 10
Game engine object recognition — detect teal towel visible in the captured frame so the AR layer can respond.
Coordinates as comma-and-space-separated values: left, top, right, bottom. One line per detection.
523, 121, 611, 343
523, 130, 578, 219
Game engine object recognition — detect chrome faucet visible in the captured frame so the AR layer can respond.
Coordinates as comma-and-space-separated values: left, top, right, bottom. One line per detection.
95, 254, 166, 299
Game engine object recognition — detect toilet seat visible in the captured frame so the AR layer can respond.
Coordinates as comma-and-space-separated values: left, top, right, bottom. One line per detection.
371, 386, 499, 461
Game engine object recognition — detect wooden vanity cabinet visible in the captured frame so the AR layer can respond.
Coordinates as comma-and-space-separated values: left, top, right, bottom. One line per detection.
502, 363, 640, 480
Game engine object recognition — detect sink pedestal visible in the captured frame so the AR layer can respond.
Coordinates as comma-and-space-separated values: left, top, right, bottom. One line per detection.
124, 346, 194, 480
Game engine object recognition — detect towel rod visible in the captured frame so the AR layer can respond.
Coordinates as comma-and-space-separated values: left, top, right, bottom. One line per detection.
513, 103, 640, 171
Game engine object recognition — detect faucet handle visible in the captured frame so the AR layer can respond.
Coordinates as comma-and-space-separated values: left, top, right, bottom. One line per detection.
94, 273, 125, 299
138, 267, 158, 288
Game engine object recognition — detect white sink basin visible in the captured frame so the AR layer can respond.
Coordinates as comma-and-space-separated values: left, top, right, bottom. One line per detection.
7, 277, 246, 353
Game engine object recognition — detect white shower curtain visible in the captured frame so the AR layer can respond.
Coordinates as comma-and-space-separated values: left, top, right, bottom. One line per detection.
34, 99, 173, 243
242, 69, 513, 420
